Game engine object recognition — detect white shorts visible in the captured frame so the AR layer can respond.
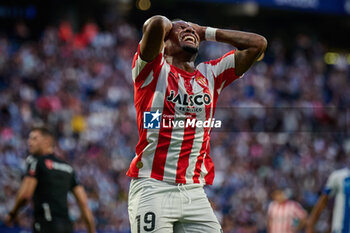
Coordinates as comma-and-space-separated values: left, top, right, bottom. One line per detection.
128, 178, 222, 233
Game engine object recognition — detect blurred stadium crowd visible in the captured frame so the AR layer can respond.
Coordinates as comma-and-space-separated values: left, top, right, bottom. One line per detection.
0, 19, 349, 233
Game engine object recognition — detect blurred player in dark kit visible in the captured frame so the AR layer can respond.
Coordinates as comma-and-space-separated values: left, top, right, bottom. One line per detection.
5, 126, 96, 233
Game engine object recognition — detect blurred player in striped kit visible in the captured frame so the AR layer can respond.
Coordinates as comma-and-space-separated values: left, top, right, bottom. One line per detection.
267, 188, 308, 233
127, 15, 267, 232
307, 167, 350, 233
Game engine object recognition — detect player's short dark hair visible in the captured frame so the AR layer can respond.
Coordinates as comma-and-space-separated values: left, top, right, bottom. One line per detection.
171, 18, 183, 23
30, 126, 56, 141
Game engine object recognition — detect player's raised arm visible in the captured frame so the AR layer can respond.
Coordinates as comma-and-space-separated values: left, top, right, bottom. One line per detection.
190, 24, 267, 76
215, 29, 267, 76
140, 15, 172, 62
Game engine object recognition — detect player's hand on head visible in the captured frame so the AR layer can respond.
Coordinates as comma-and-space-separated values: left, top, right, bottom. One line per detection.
165, 24, 175, 41
188, 22, 205, 42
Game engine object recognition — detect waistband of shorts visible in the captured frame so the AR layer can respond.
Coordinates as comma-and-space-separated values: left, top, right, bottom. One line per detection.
131, 177, 204, 189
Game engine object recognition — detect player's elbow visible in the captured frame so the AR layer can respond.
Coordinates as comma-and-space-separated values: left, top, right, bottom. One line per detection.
254, 35, 267, 54
245, 35, 267, 57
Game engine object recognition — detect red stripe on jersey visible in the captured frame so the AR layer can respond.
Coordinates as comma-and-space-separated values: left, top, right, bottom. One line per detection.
201, 70, 223, 184
175, 77, 196, 184
150, 67, 179, 180
193, 72, 213, 184
192, 129, 209, 183
203, 73, 216, 184
212, 68, 238, 91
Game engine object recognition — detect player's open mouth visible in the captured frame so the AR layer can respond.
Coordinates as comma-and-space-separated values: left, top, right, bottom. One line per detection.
181, 34, 197, 45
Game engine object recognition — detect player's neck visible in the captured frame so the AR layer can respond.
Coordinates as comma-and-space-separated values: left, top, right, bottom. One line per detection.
40, 147, 54, 156
166, 56, 196, 73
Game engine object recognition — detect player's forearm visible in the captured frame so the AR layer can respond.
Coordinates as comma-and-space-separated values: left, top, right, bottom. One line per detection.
140, 15, 172, 61
307, 195, 328, 230
9, 196, 28, 218
11, 184, 33, 216
307, 208, 323, 228
191, 25, 267, 75
81, 206, 96, 233
73, 186, 96, 233
9, 177, 37, 220
215, 29, 267, 55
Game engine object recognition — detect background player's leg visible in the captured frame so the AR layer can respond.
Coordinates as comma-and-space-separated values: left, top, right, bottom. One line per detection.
128, 178, 181, 233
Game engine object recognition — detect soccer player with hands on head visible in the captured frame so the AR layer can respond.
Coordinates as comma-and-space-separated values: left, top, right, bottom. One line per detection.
127, 15, 267, 232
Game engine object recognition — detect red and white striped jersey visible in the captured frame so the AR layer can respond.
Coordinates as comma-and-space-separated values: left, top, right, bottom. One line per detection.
267, 200, 307, 233
126, 44, 242, 184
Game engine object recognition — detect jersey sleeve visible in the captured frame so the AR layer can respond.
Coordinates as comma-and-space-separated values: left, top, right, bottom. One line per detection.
25, 155, 40, 178
70, 170, 80, 190
206, 50, 242, 91
323, 171, 338, 197
131, 43, 164, 85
